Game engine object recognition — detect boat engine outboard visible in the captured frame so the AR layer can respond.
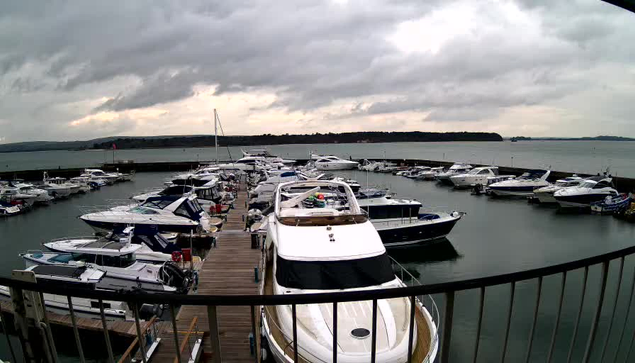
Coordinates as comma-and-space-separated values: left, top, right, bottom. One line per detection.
159, 262, 191, 293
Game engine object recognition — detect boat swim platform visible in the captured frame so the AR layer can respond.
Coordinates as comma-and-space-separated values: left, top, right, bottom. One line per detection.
153, 178, 262, 363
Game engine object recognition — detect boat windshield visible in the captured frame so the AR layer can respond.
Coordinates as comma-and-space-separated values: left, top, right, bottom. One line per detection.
129, 206, 159, 214
579, 181, 597, 188
276, 253, 395, 290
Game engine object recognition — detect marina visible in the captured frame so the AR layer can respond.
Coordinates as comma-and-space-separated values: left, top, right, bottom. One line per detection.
1, 149, 635, 362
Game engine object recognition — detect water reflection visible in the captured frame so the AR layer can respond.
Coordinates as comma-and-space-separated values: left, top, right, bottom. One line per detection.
388, 238, 461, 264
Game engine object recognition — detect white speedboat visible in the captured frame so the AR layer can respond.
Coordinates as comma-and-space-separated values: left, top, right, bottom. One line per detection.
80, 195, 210, 233
0, 185, 38, 207
533, 176, 584, 203
81, 169, 120, 185
554, 177, 619, 208
415, 167, 445, 181
314, 155, 359, 170
356, 189, 462, 247
0, 200, 24, 216
12, 182, 53, 204
449, 166, 503, 188
21, 242, 189, 293
261, 180, 438, 363
172, 166, 220, 186
436, 163, 472, 185
488, 170, 551, 197
0, 265, 134, 320
43, 227, 179, 264
402, 166, 431, 179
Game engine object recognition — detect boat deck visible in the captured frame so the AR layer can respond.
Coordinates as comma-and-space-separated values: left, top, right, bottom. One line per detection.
153, 179, 262, 363
262, 261, 433, 363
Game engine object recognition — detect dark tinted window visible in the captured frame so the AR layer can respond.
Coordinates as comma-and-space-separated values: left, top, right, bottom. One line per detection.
276, 253, 394, 290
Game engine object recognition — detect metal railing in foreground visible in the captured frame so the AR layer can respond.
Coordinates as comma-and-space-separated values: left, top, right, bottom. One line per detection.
3, 244, 635, 363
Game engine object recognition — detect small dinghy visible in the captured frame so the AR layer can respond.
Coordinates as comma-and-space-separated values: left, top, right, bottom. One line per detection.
591, 194, 631, 215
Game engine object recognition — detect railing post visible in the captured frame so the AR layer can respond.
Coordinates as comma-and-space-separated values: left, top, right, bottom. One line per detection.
473, 287, 485, 363
599, 257, 625, 362
292, 304, 298, 363
99, 299, 115, 363
582, 261, 610, 363
66, 296, 86, 363
407, 295, 416, 363
207, 305, 222, 363
38, 292, 58, 363
547, 272, 567, 363
441, 291, 455, 363
9, 287, 35, 361
501, 282, 516, 363
524, 278, 542, 363
371, 299, 378, 363
333, 302, 338, 363
0, 312, 17, 363
170, 304, 181, 363
132, 302, 147, 363
614, 266, 635, 362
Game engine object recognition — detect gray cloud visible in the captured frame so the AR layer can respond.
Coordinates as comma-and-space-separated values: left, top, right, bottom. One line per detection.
1, 0, 635, 141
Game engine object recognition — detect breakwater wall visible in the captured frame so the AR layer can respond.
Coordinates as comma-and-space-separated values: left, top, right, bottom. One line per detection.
2, 159, 635, 192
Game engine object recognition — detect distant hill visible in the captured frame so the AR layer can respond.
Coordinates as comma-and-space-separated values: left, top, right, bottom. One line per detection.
0, 131, 503, 153
508, 135, 635, 141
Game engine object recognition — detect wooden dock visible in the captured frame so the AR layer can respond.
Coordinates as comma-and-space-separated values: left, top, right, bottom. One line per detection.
0, 301, 151, 338
153, 180, 262, 363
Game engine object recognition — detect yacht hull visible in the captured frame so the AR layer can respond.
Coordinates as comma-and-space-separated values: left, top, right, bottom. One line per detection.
315, 162, 358, 170
80, 217, 199, 234
554, 194, 609, 208
488, 186, 539, 197
373, 215, 460, 248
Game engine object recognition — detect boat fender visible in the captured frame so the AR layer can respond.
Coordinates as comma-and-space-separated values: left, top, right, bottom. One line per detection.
171, 251, 182, 262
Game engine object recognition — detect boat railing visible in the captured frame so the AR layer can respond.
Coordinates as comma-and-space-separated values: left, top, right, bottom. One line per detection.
5, 243, 635, 362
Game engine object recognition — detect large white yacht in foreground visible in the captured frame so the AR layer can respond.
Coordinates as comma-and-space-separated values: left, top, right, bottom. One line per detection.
261, 180, 438, 363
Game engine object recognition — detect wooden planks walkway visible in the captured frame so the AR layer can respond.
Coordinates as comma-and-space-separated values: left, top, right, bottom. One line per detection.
153, 179, 262, 363
0, 301, 146, 338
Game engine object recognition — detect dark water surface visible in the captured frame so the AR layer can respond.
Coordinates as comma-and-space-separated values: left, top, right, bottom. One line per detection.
1, 170, 635, 361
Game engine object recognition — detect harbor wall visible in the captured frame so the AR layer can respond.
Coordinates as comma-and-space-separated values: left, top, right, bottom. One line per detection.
2, 158, 635, 192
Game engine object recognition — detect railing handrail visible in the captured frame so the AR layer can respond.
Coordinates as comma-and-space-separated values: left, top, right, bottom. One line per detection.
5, 243, 635, 306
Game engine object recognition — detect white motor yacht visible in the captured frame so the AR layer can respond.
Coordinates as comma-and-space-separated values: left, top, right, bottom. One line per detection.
40, 172, 73, 199
314, 155, 359, 170
261, 180, 438, 363
488, 170, 551, 197
0, 185, 39, 207
80, 195, 210, 233
356, 189, 462, 247
450, 166, 502, 188
82, 169, 120, 185
0, 265, 137, 320
533, 176, 584, 203
436, 163, 473, 185
416, 167, 445, 181
554, 176, 619, 208
13, 182, 53, 204
21, 241, 189, 293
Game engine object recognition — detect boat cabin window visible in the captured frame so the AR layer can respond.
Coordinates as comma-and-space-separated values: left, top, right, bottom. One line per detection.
362, 205, 420, 220
91, 301, 111, 309
276, 253, 395, 290
98, 254, 135, 268
71, 253, 97, 263
478, 169, 491, 175
174, 200, 203, 220
593, 181, 612, 189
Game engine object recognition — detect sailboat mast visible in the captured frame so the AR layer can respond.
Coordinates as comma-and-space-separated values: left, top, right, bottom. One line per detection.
214, 109, 219, 164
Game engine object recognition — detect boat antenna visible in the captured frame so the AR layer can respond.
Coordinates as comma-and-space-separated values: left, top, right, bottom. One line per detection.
214, 109, 219, 164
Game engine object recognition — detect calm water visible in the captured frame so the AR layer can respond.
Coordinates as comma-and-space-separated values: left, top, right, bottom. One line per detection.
1, 170, 635, 361
2, 140, 635, 177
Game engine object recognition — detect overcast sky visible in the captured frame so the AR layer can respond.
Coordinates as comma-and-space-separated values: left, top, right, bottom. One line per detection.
1, 0, 634, 143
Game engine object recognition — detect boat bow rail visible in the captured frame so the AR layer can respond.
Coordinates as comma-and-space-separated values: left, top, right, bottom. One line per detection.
4, 244, 635, 362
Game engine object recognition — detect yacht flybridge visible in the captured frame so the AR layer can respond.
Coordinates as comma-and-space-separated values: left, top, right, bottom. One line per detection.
80, 195, 210, 233
261, 180, 438, 363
